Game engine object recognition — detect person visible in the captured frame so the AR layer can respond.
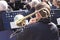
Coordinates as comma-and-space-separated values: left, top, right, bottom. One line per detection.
56, 0, 60, 9
0, 0, 9, 11
41, 0, 52, 7
16, 2, 59, 40
0, 0, 9, 31
26, 0, 40, 13
51, 0, 60, 9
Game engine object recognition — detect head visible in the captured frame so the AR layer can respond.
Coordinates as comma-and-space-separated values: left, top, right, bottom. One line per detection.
35, 2, 50, 20
52, 0, 57, 5
41, 0, 48, 2
10, 0, 15, 3
0, 1, 9, 11
56, 0, 60, 8
26, 0, 40, 10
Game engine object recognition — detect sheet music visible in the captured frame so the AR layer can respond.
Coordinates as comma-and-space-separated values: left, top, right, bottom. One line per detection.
10, 22, 20, 29
57, 18, 60, 25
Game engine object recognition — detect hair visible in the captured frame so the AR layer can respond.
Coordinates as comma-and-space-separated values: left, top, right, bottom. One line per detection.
0, 1, 9, 11
56, 0, 60, 6
26, 0, 40, 10
35, 2, 50, 18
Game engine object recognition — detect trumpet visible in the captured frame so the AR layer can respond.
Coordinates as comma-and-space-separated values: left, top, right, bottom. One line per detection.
15, 8, 50, 26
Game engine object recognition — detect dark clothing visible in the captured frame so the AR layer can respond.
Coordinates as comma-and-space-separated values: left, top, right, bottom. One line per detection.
0, 11, 4, 31
17, 18, 59, 40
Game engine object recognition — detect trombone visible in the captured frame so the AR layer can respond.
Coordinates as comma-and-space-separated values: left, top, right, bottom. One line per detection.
10, 8, 50, 39
16, 8, 50, 26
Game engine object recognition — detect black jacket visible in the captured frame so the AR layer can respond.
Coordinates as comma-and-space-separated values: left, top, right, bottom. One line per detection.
17, 18, 59, 40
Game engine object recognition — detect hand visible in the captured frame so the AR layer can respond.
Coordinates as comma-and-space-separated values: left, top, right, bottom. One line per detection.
29, 18, 37, 24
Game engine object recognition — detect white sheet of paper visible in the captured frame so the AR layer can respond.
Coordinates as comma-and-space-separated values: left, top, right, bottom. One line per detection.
57, 18, 60, 25
10, 22, 20, 29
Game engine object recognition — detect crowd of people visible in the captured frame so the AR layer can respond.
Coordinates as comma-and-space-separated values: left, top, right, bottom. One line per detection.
0, 0, 60, 11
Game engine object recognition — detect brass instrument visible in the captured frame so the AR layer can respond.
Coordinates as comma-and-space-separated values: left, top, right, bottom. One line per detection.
10, 8, 50, 38
16, 8, 50, 26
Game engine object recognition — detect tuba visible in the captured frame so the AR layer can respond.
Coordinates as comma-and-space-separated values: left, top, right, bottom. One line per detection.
15, 8, 50, 26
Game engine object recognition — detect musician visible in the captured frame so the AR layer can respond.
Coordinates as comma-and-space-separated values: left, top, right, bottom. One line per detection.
17, 2, 59, 40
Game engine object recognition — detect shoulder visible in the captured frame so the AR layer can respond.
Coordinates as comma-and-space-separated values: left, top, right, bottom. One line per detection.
49, 22, 57, 27
25, 22, 42, 28
48, 22, 58, 31
48, 22, 57, 28
25, 22, 48, 31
